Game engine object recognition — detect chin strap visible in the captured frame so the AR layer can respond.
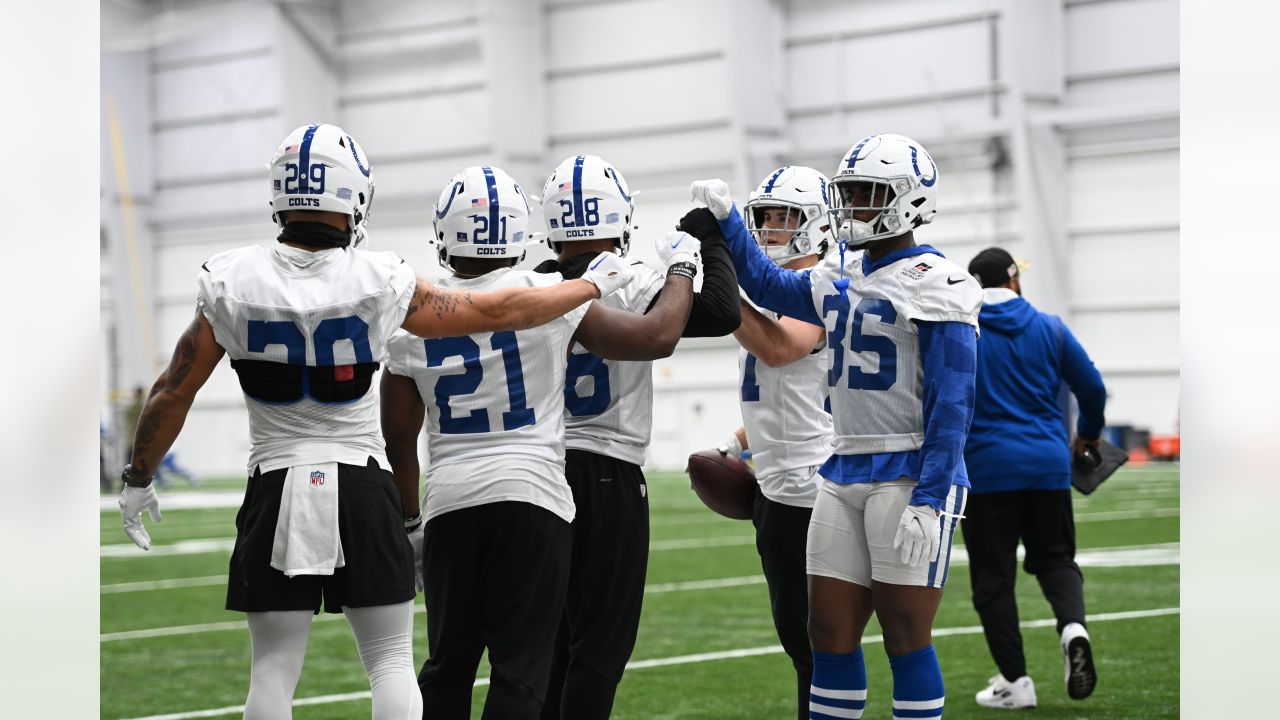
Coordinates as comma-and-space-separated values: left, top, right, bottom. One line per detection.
277, 221, 352, 249
832, 238, 851, 307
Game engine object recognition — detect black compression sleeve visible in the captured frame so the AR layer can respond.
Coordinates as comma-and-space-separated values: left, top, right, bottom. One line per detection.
646, 208, 741, 337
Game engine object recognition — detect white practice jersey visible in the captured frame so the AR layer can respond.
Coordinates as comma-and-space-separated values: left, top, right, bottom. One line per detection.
563, 260, 666, 466
385, 268, 590, 523
738, 327, 834, 507
808, 250, 981, 455
196, 243, 416, 474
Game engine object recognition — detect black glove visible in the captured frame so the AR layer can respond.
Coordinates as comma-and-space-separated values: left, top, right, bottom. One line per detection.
677, 207, 723, 245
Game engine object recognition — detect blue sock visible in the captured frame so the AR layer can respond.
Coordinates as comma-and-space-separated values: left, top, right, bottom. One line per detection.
888, 644, 945, 719
809, 648, 867, 720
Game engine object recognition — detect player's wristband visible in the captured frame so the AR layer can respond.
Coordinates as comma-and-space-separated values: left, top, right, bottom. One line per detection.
404, 514, 423, 532
121, 464, 153, 489
667, 262, 697, 280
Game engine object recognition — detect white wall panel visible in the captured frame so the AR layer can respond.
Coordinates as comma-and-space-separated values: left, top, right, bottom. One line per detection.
151, 177, 267, 229
787, 0, 998, 39
154, 55, 280, 123
1064, 0, 1178, 78
1071, 310, 1177, 373
787, 21, 992, 110
549, 58, 731, 140
340, 0, 476, 37
1095, 375, 1179, 434
1068, 149, 1178, 230
341, 90, 492, 161
1070, 229, 1178, 307
151, 1, 277, 65
169, 401, 252, 476
547, 0, 725, 73
790, 96, 997, 159
154, 117, 282, 184
549, 128, 737, 181
1066, 70, 1178, 109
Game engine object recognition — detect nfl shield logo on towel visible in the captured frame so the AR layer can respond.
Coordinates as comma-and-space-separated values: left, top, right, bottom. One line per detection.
310, 471, 325, 487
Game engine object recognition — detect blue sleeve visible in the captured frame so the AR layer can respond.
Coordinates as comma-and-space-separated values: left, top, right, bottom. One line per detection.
717, 206, 821, 325
914, 320, 978, 511
1059, 322, 1106, 440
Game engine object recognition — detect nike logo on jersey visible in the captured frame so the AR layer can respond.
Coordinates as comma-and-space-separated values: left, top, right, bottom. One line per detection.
671, 237, 684, 248
946, 276, 966, 285
589, 256, 606, 270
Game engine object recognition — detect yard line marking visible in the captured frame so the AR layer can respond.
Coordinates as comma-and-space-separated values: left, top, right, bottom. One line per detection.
101, 576, 225, 594
100, 491, 245, 512
650, 535, 756, 551
117, 606, 1180, 720
645, 576, 767, 593
1076, 507, 1178, 522
102, 543, 1179, 640
102, 538, 235, 557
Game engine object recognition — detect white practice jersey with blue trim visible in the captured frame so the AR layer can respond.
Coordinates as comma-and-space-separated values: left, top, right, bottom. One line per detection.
737, 328, 834, 507
385, 267, 591, 522
196, 243, 417, 474
563, 261, 666, 466
810, 251, 981, 454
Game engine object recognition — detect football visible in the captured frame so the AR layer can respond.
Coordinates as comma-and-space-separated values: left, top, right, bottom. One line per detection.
686, 448, 757, 520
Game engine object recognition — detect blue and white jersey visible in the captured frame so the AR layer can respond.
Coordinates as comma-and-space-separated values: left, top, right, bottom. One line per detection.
738, 331, 833, 507
384, 267, 590, 522
563, 261, 667, 466
718, 206, 981, 511
197, 243, 416, 474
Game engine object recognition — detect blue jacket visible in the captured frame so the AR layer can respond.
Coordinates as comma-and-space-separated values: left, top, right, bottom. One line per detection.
964, 294, 1106, 494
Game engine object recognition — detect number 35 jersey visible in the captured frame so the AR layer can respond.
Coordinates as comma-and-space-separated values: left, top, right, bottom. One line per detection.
809, 250, 981, 456
196, 243, 417, 474
384, 268, 591, 523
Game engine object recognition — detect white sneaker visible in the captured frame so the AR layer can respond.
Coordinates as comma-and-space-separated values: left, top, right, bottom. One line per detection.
1061, 622, 1097, 700
975, 674, 1037, 709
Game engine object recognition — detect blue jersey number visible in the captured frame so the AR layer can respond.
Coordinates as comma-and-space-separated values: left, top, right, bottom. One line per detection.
564, 350, 610, 416
822, 295, 898, 390
424, 331, 537, 434
245, 316, 372, 403
741, 353, 761, 402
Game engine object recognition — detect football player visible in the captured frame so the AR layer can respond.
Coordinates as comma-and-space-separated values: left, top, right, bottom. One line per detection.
714, 165, 836, 720
115, 124, 634, 720
380, 164, 700, 719
692, 133, 980, 720
534, 155, 741, 720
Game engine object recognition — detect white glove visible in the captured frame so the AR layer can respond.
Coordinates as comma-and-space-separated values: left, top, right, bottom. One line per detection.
716, 432, 743, 458
689, 179, 734, 221
657, 230, 700, 268
120, 484, 161, 550
405, 515, 425, 593
581, 251, 634, 297
892, 504, 941, 567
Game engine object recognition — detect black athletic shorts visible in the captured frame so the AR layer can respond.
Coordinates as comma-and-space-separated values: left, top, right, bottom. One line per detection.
225, 457, 416, 614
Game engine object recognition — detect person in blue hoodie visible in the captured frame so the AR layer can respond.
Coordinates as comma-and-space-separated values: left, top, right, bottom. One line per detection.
962, 247, 1106, 710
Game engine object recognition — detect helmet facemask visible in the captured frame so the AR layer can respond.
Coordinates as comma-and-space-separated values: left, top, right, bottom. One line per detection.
828, 175, 916, 248
745, 203, 826, 265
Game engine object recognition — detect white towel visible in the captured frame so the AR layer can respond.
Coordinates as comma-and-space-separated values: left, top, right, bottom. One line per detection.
270, 462, 346, 577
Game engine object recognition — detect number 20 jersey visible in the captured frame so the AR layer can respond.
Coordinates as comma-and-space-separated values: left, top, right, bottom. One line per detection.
809, 250, 981, 456
196, 243, 417, 474
384, 268, 591, 522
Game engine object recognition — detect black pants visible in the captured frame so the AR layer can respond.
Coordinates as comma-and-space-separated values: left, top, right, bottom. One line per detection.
418, 502, 572, 720
961, 489, 1086, 681
752, 488, 813, 720
540, 449, 649, 720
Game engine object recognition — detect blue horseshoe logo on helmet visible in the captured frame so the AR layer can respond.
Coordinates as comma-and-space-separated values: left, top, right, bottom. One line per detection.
911, 146, 937, 188
346, 136, 371, 178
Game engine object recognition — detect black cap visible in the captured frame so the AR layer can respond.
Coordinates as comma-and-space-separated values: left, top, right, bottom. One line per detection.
968, 247, 1019, 288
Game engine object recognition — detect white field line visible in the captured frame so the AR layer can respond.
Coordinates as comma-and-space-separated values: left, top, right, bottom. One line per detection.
117, 606, 1180, 720
101, 576, 226, 594
101, 543, 1178, 641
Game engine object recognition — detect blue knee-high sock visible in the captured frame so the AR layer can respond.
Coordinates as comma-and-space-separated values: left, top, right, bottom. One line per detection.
809, 648, 867, 720
888, 644, 945, 719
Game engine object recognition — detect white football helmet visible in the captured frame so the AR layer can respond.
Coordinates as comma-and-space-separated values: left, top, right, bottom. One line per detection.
828, 133, 938, 248
541, 155, 635, 255
269, 123, 375, 247
744, 166, 835, 265
432, 165, 532, 269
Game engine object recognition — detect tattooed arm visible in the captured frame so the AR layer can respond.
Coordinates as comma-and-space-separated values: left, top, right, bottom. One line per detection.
400, 276, 603, 338
125, 311, 226, 484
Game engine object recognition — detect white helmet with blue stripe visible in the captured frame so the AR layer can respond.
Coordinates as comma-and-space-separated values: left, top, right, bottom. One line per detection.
269, 123, 375, 246
828, 133, 939, 248
432, 165, 532, 268
540, 154, 635, 256
744, 165, 835, 265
